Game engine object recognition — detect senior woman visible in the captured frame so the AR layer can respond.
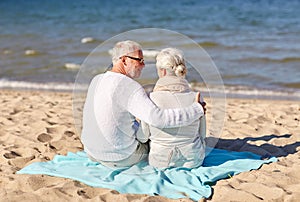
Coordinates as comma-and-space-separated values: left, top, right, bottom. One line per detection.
142, 48, 206, 168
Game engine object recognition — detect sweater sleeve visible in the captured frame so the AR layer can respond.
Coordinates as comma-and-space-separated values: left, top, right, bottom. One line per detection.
127, 86, 204, 128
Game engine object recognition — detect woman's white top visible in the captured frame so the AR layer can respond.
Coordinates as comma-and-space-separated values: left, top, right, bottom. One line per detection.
142, 76, 206, 168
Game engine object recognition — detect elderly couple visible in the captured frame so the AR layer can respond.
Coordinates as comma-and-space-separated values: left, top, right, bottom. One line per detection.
81, 40, 206, 169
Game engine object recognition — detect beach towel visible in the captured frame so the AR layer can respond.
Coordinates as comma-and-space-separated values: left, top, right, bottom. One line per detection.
17, 148, 277, 201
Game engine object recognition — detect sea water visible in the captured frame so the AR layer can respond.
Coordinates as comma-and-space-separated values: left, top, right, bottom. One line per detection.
0, 0, 299, 99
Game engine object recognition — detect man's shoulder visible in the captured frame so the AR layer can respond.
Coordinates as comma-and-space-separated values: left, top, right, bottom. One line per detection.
109, 72, 142, 86
92, 72, 127, 82
94, 71, 142, 89
104, 71, 134, 81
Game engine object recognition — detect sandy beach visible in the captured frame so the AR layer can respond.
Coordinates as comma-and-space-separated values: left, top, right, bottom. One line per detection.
0, 89, 299, 202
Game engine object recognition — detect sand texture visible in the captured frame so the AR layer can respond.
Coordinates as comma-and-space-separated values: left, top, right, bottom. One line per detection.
0, 89, 299, 202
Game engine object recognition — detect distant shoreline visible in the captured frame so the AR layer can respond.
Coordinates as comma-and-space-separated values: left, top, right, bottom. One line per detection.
0, 80, 299, 101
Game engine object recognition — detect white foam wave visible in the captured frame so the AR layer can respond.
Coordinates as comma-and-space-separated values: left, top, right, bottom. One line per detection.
1, 79, 299, 100
192, 84, 300, 100
25, 49, 38, 56
64, 63, 81, 70
143, 50, 160, 58
81, 37, 95, 44
0, 79, 87, 91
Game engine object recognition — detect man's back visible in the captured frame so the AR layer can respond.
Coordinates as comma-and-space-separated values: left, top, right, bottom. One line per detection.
81, 72, 140, 161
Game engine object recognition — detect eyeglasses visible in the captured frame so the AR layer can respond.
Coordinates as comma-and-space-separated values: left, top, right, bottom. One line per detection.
123, 55, 144, 64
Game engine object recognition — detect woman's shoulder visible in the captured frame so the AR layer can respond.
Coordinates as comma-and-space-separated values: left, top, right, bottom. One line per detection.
150, 91, 196, 108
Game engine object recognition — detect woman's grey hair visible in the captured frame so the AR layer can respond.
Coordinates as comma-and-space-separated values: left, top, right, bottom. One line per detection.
156, 47, 187, 77
111, 40, 142, 64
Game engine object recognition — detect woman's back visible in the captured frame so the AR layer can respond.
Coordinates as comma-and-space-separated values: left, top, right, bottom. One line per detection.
145, 47, 206, 168
147, 79, 206, 168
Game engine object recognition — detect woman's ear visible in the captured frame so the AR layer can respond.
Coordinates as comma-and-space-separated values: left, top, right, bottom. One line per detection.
157, 68, 166, 78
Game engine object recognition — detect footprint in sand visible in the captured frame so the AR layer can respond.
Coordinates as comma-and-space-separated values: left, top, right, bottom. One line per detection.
64, 130, 75, 137
3, 151, 21, 159
3, 150, 35, 170
10, 155, 35, 169
26, 175, 59, 191
45, 126, 67, 141
37, 133, 53, 143
77, 190, 90, 199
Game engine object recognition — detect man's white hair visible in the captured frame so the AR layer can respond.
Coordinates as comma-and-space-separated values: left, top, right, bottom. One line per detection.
111, 40, 142, 64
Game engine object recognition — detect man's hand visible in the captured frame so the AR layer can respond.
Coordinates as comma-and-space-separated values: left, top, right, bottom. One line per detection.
195, 92, 206, 114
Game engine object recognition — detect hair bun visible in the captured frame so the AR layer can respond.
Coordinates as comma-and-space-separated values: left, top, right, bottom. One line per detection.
174, 64, 186, 77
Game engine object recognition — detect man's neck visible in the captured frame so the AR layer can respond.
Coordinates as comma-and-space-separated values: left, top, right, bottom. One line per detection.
110, 65, 127, 75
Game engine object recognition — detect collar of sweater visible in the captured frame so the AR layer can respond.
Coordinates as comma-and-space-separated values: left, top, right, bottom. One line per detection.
153, 76, 191, 93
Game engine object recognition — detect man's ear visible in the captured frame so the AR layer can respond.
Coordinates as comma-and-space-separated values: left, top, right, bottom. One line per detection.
121, 56, 126, 65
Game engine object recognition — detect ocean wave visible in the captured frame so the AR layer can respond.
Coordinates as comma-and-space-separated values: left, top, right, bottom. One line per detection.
24, 49, 38, 56
143, 50, 160, 58
191, 83, 300, 100
81, 37, 95, 44
275, 82, 300, 89
64, 63, 81, 70
236, 57, 300, 63
1, 79, 299, 100
0, 79, 87, 91
198, 41, 220, 48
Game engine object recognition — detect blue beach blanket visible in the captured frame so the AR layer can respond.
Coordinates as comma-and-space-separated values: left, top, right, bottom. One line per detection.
17, 148, 276, 201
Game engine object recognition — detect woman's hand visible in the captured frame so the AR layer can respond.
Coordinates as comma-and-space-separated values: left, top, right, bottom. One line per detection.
195, 92, 206, 114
